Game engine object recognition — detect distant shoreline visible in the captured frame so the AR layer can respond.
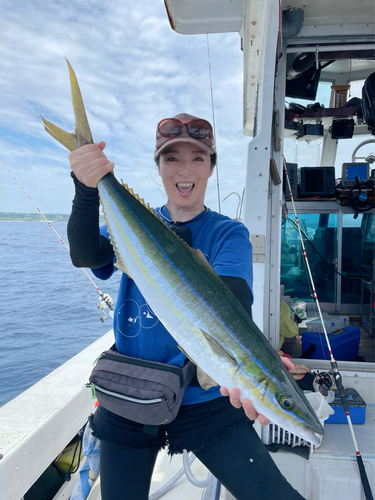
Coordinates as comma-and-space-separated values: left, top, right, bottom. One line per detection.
0, 212, 70, 222
0, 212, 105, 222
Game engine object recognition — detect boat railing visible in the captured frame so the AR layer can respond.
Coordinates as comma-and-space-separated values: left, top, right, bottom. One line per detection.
0, 331, 113, 500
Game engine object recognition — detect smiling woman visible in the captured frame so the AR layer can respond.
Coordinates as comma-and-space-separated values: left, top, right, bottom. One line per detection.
65, 103, 306, 499
154, 113, 215, 222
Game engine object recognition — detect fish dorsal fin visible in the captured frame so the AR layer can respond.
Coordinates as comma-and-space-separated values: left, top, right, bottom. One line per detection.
199, 328, 237, 365
120, 179, 157, 216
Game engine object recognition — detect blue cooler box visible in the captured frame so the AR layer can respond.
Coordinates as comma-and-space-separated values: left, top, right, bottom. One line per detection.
326, 388, 366, 424
302, 325, 360, 361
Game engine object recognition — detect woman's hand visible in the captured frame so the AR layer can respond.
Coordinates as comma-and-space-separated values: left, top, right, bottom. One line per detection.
220, 356, 295, 425
69, 141, 115, 188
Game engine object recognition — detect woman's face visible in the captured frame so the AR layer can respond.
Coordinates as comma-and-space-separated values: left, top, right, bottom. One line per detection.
158, 142, 214, 219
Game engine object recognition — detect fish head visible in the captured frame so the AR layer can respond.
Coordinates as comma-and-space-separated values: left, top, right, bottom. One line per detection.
239, 358, 324, 445
273, 381, 324, 445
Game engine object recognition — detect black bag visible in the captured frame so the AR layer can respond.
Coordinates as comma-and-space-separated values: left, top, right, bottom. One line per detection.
89, 346, 196, 426
362, 72, 375, 133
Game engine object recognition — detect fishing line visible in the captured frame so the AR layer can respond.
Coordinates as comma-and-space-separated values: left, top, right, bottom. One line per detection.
206, 34, 221, 213
282, 155, 374, 500
1, 161, 114, 322
287, 218, 346, 278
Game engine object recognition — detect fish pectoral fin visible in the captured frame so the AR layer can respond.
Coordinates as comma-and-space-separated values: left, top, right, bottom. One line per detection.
199, 328, 237, 366
196, 367, 218, 390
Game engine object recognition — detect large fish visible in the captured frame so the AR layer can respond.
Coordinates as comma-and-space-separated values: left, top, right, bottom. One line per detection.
41, 60, 323, 445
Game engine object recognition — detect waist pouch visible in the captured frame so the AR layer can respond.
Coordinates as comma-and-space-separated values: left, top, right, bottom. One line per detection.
89, 346, 196, 426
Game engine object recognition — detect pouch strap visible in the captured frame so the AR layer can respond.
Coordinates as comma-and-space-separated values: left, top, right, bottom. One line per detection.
181, 360, 197, 389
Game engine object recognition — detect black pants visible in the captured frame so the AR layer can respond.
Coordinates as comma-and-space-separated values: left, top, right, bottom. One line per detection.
91, 398, 305, 500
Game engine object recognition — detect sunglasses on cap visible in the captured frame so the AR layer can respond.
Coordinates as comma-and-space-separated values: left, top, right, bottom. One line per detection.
157, 118, 213, 140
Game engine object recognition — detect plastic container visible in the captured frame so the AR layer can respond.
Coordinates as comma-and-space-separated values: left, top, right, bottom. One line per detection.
326, 388, 366, 424
305, 315, 349, 334
301, 325, 361, 361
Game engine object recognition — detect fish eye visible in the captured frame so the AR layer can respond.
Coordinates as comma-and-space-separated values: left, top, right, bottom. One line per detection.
278, 394, 294, 410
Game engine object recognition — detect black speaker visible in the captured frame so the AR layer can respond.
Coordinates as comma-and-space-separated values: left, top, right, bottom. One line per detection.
283, 162, 298, 199
331, 119, 354, 139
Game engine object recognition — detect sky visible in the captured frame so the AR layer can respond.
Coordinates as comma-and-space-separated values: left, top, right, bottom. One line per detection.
0, 0, 249, 218
1, 1, 373, 219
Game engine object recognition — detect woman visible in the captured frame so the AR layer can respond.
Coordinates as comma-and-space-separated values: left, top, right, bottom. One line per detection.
67, 113, 304, 500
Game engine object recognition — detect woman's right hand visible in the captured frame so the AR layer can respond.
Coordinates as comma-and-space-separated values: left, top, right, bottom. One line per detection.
69, 141, 115, 188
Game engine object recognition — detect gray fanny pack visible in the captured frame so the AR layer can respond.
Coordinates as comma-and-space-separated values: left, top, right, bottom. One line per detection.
89, 346, 196, 426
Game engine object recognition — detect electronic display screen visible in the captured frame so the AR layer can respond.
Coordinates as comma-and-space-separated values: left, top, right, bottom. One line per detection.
343, 163, 369, 181
304, 169, 324, 192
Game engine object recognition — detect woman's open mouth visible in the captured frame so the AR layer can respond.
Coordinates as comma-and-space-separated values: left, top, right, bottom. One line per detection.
176, 182, 195, 197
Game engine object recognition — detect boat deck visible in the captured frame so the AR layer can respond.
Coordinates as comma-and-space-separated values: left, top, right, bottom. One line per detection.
0, 332, 374, 500
87, 450, 235, 500
318, 406, 374, 458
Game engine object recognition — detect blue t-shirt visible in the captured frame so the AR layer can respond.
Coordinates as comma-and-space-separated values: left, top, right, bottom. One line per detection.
92, 206, 253, 404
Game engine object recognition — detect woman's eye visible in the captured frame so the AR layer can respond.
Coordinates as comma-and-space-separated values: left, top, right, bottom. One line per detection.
194, 157, 204, 161
166, 156, 177, 161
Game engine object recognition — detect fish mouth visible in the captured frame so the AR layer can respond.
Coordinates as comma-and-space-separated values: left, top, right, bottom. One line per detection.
176, 182, 195, 197
292, 418, 323, 446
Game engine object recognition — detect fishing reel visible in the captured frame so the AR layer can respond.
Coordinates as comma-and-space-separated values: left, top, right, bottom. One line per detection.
312, 370, 334, 396
98, 293, 114, 322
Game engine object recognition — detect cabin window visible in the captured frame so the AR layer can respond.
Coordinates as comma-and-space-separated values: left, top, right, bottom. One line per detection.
281, 213, 338, 305
341, 213, 375, 305
281, 211, 375, 312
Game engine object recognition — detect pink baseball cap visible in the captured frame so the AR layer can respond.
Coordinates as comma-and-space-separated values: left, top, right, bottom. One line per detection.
154, 113, 217, 164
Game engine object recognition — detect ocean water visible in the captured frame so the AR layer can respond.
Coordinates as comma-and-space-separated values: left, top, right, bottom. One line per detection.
0, 221, 121, 407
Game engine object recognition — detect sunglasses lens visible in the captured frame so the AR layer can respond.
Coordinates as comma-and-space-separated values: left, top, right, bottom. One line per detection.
158, 119, 182, 138
187, 119, 212, 139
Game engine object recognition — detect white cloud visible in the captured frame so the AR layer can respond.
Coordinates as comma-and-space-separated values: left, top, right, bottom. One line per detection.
0, 0, 248, 217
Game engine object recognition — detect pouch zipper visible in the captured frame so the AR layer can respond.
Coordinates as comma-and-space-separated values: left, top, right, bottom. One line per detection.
92, 384, 163, 405
100, 351, 184, 387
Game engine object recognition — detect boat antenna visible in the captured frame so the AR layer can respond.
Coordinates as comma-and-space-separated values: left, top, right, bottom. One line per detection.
282, 155, 374, 500
206, 34, 221, 213
1, 161, 114, 322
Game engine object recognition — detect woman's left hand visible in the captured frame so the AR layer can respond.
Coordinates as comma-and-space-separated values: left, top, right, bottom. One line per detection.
220, 356, 295, 425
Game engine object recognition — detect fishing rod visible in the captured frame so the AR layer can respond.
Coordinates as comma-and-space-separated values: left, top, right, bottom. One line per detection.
283, 156, 374, 500
1, 161, 114, 322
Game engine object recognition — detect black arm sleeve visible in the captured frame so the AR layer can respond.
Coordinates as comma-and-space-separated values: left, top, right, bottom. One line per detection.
218, 276, 253, 320
67, 173, 113, 269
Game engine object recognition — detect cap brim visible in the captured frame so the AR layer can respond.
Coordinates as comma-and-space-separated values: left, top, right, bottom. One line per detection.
154, 137, 215, 160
